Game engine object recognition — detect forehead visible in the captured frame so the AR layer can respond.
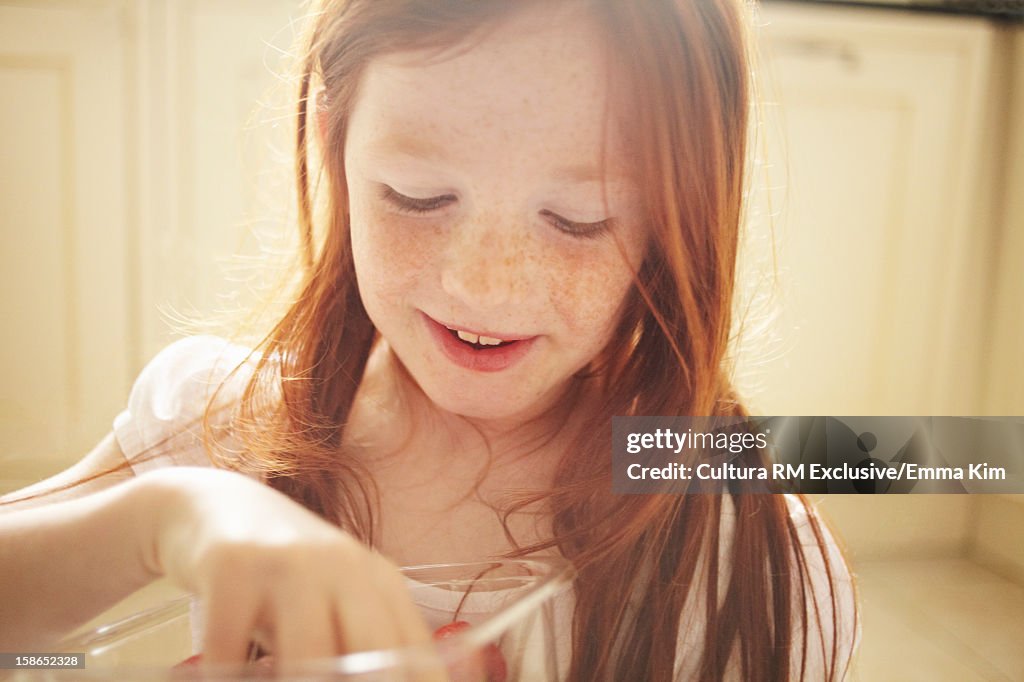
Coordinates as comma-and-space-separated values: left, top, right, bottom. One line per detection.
347, 5, 634, 182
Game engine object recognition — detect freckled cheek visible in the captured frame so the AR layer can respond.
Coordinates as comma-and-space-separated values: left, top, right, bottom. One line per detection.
547, 249, 636, 341
350, 206, 440, 305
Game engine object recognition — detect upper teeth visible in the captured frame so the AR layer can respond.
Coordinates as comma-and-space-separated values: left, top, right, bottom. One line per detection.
453, 329, 505, 346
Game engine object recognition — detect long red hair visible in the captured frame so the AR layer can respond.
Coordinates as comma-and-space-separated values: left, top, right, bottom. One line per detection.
214, 1, 857, 679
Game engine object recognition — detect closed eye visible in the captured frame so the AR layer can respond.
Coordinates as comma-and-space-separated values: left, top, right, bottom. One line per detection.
540, 209, 612, 239
379, 184, 612, 238
379, 185, 456, 214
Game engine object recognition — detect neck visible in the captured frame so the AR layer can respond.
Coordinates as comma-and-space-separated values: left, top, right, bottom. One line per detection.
346, 337, 593, 495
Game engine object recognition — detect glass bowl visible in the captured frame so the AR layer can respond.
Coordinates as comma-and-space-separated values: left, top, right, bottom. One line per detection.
13, 557, 574, 681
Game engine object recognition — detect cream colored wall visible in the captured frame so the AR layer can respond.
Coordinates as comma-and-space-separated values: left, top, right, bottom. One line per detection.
971, 495, 1024, 584
816, 495, 974, 559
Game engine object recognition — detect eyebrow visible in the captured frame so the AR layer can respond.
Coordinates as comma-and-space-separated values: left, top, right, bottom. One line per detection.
555, 163, 625, 185
368, 133, 448, 164
369, 133, 628, 186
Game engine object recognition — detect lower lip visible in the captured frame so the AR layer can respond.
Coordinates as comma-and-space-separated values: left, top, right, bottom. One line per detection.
423, 314, 537, 373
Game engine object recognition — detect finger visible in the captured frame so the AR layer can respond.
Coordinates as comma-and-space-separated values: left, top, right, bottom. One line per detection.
361, 561, 449, 682
383, 577, 434, 648
272, 584, 338, 663
370, 561, 433, 648
334, 577, 403, 653
201, 575, 264, 665
334, 588, 449, 682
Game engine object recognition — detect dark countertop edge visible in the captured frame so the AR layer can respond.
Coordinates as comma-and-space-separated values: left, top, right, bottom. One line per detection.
763, 0, 1024, 24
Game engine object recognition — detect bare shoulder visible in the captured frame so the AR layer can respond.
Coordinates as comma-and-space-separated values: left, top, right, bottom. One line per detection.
0, 432, 132, 511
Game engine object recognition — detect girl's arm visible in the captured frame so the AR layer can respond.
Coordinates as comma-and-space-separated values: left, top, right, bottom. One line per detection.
0, 470, 161, 649
0, 431, 145, 646
0, 465, 444, 677
1, 431, 133, 511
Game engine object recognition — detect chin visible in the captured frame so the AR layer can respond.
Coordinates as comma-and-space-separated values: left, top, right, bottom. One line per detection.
423, 381, 530, 423
392, 345, 569, 426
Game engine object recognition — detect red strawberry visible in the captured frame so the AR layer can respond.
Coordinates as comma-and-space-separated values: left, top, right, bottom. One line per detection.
173, 654, 202, 668
433, 621, 508, 682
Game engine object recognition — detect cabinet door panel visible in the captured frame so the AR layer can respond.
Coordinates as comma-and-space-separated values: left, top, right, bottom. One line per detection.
744, 4, 997, 414
0, 2, 130, 489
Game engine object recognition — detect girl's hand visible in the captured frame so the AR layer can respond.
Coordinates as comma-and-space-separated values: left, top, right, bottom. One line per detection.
141, 467, 441, 675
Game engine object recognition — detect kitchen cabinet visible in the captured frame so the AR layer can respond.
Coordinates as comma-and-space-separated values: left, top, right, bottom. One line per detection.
0, 1, 133, 489
738, 1, 1022, 416
748, 1, 1024, 597
0, 0, 305, 491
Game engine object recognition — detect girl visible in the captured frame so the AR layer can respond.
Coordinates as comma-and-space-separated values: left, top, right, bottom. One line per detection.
0, 0, 859, 679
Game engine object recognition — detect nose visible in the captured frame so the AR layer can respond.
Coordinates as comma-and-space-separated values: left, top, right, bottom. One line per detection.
440, 212, 528, 310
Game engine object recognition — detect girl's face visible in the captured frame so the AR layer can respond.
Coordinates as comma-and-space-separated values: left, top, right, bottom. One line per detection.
344, 5, 646, 426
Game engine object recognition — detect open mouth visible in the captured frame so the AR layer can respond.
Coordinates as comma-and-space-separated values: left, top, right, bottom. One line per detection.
445, 327, 517, 350
424, 313, 536, 372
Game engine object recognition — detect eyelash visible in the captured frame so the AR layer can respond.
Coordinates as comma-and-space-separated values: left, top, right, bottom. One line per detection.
378, 185, 612, 239
379, 185, 455, 214
538, 210, 611, 240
